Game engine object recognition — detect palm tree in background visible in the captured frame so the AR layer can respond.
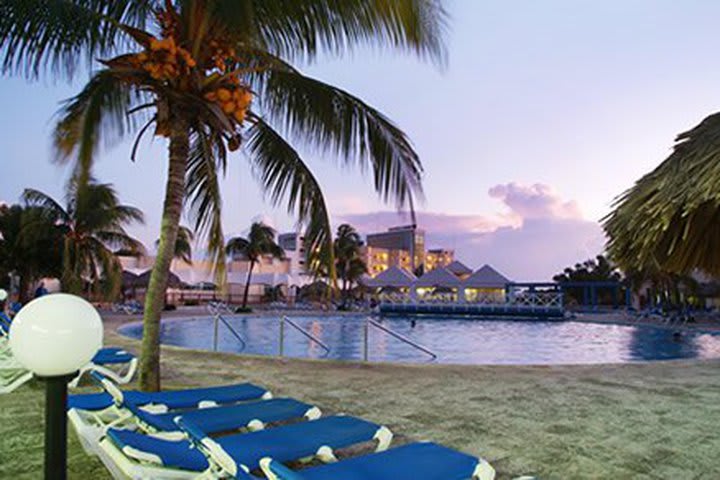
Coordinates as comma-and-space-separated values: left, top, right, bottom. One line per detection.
156, 226, 194, 265
226, 222, 284, 309
1, 1, 446, 390
0, 204, 63, 302
334, 224, 367, 302
23, 181, 144, 298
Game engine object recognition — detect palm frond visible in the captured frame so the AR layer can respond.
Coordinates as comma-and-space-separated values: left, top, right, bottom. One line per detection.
225, 236, 250, 256
604, 112, 720, 275
185, 127, 226, 284
72, 182, 144, 233
245, 116, 336, 286
226, 222, 283, 261
22, 188, 70, 223
53, 70, 149, 181
95, 230, 145, 254
247, 0, 448, 65
0, 0, 157, 80
257, 69, 423, 210
175, 226, 195, 265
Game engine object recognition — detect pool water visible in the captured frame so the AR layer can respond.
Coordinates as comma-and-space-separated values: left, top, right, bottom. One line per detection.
118, 315, 720, 365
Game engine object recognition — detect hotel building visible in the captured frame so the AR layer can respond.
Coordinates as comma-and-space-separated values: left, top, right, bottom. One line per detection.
366, 225, 425, 273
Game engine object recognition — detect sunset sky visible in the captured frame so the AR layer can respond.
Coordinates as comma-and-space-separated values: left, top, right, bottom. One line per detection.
3, 1, 720, 280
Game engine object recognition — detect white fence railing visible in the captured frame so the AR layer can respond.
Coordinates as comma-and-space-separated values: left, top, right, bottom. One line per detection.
379, 291, 564, 309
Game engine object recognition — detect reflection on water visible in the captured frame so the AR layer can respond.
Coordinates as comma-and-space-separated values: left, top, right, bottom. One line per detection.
119, 315, 720, 365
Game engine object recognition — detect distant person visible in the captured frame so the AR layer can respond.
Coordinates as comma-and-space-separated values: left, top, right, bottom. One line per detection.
34, 281, 48, 299
0, 289, 11, 333
9, 293, 22, 318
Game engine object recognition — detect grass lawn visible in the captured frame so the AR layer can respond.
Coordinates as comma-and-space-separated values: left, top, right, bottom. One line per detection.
2, 320, 720, 479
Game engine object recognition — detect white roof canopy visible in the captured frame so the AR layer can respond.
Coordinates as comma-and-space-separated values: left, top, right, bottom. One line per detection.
414, 266, 462, 288
445, 260, 473, 276
366, 266, 417, 288
463, 264, 511, 289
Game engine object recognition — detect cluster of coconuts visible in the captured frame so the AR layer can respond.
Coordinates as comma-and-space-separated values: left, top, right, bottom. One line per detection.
204, 81, 253, 124
133, 36, 196, 81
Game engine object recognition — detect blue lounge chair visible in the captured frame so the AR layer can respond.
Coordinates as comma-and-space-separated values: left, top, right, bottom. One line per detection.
126, 397, 321, 438
97, 415, 392, 479
0, 358, 33, 394
68, 372, 272, 454
69, 347, 139, 387
260, 441, 496, 480
0, 312, 11, 336
0, 314, 33, 394
70, 372, 271, 412
79, 395, 320, 456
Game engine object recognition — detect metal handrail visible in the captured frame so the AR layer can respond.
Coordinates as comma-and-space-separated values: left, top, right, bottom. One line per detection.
212, 314, 247, 352
364, 318, 437, 362
207, 301, 233, 316
280, 316, 331, 357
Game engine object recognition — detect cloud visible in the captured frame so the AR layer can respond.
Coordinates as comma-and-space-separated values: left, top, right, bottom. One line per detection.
337, 210, 505, 235
337, 182, 605, 281
488, 182, 582, 220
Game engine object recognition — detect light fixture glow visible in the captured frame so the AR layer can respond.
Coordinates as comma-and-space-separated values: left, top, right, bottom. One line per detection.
9, 293, 103, 376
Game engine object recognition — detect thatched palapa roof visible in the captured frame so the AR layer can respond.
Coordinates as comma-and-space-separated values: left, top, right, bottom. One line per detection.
604, 113, 720, 275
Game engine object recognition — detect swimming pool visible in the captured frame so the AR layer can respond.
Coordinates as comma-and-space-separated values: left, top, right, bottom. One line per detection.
118, 315, 720, 365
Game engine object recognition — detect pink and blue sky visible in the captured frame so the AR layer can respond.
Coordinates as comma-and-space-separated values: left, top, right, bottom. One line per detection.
3, 1, 720, 280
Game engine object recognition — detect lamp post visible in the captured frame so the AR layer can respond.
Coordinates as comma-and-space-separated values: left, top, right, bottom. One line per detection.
9, 294, 103, 480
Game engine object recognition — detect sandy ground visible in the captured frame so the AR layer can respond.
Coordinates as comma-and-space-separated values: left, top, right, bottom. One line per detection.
1, 310, 720, 479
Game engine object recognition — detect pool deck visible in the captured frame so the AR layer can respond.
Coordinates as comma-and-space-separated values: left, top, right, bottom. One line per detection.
2, 310, 720, 479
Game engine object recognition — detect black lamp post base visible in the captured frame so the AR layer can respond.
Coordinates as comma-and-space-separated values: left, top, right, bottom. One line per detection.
39, 372, 78, 480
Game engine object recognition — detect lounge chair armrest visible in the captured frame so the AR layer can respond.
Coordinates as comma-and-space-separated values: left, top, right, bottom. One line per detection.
174, 416, 206, 444
175, 416, 240, 477
259, 457, 305, 480
473, 459, 497, 480
89, 370, 125, 406
373, 426, 393, 451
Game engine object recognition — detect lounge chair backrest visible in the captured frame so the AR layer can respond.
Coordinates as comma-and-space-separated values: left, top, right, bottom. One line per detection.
89, 370, 125, 406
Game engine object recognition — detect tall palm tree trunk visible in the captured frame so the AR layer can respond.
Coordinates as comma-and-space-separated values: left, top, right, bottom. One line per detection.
18, 273, 29, 304
242, 260, 255, 309
139, 116, 188, 392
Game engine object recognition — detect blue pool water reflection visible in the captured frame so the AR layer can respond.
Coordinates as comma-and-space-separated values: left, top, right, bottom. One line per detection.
118, 315, 720, 365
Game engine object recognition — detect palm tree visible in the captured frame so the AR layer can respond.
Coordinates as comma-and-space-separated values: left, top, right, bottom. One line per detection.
624, 266, 698, 309
0, 204, 63, 302
23, 181, 144, 298
604, 113, 720, 276
155, 225, 193, 307
1, 1, 446, 390
156, 226, 194, 265
334, 224, 366, 301
226, 222, 284, 309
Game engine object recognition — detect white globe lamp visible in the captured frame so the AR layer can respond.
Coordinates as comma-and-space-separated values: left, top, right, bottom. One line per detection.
9, 293, 103, 480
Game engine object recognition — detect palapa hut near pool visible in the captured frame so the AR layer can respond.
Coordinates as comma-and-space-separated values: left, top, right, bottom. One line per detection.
445, 260, 473, 279
366, 265, 417, 290
413, 266, 463, 301
463, 264, 511, 303
365, 266, 417, 303
121, 269, 184, 301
